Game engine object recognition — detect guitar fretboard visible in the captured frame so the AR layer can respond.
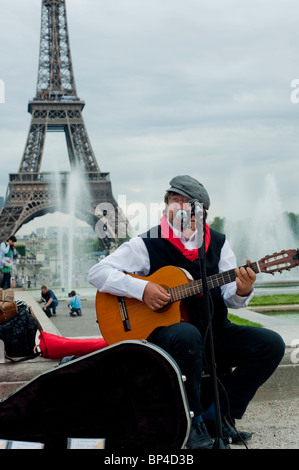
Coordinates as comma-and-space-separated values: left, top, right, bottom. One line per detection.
168, 261, 259, 303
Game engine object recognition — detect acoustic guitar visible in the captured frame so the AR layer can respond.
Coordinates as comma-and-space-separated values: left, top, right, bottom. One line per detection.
96, 249, 299, 345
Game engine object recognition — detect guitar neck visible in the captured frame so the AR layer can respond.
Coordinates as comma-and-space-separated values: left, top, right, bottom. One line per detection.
169, 261, 260, 303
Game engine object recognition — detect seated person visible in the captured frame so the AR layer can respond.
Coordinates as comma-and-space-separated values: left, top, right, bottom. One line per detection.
40, 285, 59, 317
88, 174, 285, 449
68, 290, 82, 317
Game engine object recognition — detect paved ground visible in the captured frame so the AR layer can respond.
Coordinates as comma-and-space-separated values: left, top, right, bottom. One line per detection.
231, 398, 299, 449
49, 296, 100, 338
48, 296, 299, 450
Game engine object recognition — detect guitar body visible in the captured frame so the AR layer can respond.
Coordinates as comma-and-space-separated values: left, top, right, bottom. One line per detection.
96, 248, 299, 345
96, 266, 192, 345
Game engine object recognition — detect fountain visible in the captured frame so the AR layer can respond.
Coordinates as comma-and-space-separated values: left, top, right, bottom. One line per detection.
224, 173, 298, 283
50, 168, 93, 294
65, 169, 86, 292
54, 172, 66, 291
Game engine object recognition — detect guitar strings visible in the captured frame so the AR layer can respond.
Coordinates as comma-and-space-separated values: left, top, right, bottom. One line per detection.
167, 262, 259, 304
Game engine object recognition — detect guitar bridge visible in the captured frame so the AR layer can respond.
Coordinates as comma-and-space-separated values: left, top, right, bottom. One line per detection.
117, 296, 131, 332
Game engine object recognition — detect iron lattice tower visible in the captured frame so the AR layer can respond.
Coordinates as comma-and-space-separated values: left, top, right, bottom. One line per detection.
0, 0, 125, 248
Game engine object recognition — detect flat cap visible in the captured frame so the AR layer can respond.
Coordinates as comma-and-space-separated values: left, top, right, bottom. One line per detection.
167, 175, 210, 209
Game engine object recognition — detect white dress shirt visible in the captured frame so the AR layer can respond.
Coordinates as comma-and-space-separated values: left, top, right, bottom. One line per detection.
88, 225, 254, 309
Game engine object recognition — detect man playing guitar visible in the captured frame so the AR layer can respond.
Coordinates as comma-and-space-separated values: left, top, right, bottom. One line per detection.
89, 175, 285, 449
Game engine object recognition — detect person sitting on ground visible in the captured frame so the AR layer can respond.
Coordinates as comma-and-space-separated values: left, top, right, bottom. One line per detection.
68, 290, 82, 317
40, 285, 59, 318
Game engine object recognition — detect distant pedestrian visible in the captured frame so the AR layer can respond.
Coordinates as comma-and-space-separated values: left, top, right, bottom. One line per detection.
40, 285, 59, 317
0, 235, 17, 289
68, 290, 82, 317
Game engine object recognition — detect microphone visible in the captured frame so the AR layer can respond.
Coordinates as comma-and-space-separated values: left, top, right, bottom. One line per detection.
189, 199, 204, 249
175, 210, 189, 223
175, 210, 191, 230
189, 199, 203, 217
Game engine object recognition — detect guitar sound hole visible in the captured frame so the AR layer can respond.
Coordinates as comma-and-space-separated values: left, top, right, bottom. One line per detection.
156, 304, 171, 314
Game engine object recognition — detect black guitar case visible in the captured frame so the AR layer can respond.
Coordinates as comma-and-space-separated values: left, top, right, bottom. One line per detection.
0, 340, 191, 450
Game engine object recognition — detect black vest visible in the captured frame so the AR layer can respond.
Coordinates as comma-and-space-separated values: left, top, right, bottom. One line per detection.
140, 225, 228, 331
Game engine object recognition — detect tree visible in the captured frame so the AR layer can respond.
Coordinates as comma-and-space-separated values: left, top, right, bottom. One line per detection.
285, 212, 299, 238
15, 244, 26, 256
210, 216, 225, 233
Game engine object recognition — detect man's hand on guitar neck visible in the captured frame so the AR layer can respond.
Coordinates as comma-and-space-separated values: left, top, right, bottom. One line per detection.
235, 260, 256, 297
143, 282, 171, 311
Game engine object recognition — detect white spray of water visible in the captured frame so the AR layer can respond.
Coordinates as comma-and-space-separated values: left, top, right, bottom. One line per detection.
51, 169, 91, 292
224, 173, 297, 281
66, 170, 79, 292
53, 172, 67, 290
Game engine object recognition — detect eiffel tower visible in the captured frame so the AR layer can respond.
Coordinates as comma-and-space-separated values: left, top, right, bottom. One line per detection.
0, 0, 125, 248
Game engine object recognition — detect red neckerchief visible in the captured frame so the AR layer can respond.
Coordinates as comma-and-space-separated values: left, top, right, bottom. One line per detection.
160, 214, 211, 262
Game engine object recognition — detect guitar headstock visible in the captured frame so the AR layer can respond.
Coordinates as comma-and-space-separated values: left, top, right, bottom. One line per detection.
258, 249, 299, 275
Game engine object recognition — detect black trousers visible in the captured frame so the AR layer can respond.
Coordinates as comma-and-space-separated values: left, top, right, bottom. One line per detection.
0, 272, 11, 289
149, 321, 285, 419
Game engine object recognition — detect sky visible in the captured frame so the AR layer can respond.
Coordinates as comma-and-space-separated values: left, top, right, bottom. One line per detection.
1, 0, 299, 239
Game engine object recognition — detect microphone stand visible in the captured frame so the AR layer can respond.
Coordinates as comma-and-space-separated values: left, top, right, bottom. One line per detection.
193, 202, 229, 449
